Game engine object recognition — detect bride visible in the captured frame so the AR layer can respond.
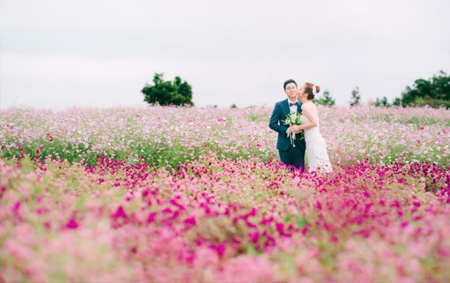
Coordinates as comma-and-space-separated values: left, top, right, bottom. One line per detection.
290, 82, 332, 173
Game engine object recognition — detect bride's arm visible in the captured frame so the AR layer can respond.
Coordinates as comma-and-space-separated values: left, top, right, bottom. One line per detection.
298, 108, 318, 130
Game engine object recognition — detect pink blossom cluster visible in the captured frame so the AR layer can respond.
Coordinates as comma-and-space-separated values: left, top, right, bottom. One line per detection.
1, 105, 449, 166
1, 153, 449, 282
1, 105, 449, 281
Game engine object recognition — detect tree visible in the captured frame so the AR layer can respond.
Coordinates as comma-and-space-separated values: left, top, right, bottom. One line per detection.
373, 96, 390, 108
314, 90, 335, 106
393, 97, 402, 106
141, 73, 194, 106
349, 87, 361, 106
397, 70, 450, 109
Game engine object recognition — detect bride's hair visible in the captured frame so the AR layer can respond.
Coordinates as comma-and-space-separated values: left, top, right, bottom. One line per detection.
304, 82, 320, 100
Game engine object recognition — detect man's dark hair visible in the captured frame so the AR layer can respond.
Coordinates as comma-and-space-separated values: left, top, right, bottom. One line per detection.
283, 79, 297, 90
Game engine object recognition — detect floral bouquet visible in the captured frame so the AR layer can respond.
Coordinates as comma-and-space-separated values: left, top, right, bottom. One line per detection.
283, 111, 304, 147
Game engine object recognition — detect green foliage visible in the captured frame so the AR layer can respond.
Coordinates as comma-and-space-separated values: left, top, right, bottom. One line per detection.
349, 87, 361, 106
141, 73, 194, 106
373, 96, 390, 108
398, 70, 450, 109
393, 97, 402, 106
315, 90, 335, 106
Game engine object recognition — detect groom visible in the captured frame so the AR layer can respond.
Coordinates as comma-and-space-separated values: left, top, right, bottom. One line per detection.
269, 79, 306, 171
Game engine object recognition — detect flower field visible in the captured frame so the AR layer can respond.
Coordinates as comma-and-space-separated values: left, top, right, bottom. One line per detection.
1, 105, 450, 282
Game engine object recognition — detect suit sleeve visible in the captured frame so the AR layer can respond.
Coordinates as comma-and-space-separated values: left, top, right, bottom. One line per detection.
269, 104, 289, 134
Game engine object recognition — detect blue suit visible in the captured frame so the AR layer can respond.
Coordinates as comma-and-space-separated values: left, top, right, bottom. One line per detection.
269, 99, 306, 171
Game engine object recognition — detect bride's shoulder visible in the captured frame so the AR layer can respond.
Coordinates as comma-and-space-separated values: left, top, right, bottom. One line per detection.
301, 101, 315, 110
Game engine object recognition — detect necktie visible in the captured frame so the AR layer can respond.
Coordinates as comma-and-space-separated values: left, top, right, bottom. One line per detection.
289, 102, 298, 107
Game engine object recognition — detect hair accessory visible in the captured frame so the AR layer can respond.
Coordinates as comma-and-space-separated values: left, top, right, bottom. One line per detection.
311, 85, 316, 95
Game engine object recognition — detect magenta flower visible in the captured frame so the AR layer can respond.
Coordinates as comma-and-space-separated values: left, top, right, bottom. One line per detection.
184, 216, 196, 225
65, 219, 78, 229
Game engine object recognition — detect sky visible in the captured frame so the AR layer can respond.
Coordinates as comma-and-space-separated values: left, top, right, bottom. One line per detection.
1, 0, 449, 109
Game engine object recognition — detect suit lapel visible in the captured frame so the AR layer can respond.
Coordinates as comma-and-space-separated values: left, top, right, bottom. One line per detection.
282, 99, 290, 117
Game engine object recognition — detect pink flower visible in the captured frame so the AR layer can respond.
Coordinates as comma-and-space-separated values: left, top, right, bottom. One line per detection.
147, 212, 157, 223
184, 216, 196, 225
65, 219, 78, 229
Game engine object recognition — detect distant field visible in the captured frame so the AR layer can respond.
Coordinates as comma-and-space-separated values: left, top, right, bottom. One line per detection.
1, 105, 450, 282
1, 105, 450, 167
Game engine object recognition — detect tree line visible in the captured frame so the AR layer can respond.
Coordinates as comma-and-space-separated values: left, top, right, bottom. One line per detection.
316, 70, 449, 108
373, 70, 450, 109
141, 71, 450, 109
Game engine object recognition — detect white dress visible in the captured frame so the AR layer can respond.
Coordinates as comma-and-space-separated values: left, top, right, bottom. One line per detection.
300, 115, 333, 173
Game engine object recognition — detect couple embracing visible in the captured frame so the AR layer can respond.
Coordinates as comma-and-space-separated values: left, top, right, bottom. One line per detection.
269, 79, 332, 173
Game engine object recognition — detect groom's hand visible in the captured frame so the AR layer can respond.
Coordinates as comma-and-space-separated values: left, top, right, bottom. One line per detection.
291, 125, 302, 133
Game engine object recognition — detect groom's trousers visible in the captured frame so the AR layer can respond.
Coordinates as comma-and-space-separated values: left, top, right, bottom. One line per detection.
279, 143, 305, 171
